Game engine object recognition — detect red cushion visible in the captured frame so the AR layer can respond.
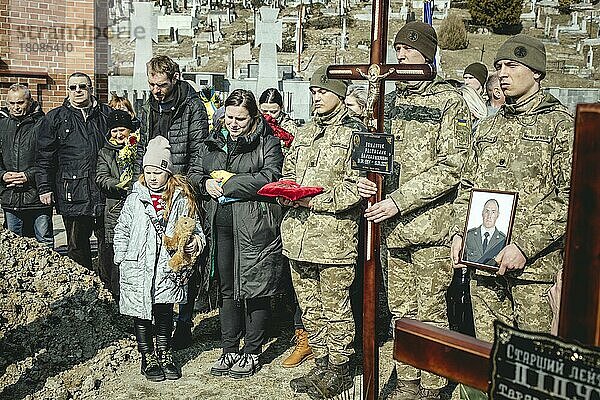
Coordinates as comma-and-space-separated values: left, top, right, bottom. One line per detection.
258, 180, 324, 201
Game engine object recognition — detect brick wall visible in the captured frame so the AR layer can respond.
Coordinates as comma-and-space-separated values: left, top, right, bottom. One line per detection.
0, 0, 109, 111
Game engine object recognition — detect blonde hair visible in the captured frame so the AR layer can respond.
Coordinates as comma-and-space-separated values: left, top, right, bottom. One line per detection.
109, 93, 136, 118
138, 173, 198, 220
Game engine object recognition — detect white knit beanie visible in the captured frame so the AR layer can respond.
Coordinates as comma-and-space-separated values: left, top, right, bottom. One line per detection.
142, 136, 174, 174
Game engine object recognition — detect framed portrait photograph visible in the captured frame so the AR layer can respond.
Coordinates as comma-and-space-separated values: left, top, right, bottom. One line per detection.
460, 189, 518, 272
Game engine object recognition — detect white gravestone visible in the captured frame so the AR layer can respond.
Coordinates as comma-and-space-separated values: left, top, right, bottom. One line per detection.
255, 7, 283, 96
131, 2, 158, 99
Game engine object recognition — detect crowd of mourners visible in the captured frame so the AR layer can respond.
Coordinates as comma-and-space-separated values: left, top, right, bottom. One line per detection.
0, 21, 572, 400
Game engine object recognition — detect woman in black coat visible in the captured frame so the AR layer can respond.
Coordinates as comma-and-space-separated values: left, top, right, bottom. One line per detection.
95, 110, 138, 299
189, 89, 285, 379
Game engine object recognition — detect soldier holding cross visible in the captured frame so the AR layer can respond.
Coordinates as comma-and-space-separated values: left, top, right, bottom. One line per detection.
357, 21, 472, 399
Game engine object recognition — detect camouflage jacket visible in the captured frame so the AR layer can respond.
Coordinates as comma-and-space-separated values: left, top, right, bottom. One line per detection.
382, 77, 472, 249
452, 90, 574, 281
280, 103, 367, 264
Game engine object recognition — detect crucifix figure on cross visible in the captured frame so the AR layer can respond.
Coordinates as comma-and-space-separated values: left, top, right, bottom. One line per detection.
327, 63, 435, 131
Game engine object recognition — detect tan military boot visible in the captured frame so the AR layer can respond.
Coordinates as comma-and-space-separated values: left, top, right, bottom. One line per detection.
282, 328, 314, 368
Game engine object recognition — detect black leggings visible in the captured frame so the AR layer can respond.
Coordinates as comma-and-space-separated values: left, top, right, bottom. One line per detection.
134, 303, 174, 354
216, 224, 270, 355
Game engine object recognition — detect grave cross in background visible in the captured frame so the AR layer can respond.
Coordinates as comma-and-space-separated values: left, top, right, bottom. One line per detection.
254, 6, 282, 97
325, 0, 435, 398
393, 104, 600, 393
131, 1, 158, 99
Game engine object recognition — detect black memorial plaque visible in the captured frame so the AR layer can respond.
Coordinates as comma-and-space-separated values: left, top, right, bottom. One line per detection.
489, 321, 600, 400
350, 132, 394, 174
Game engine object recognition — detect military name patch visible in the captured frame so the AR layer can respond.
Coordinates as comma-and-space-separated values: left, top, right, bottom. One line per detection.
514, 46, 528, 58
390, 104, 442, 124
407, 30, 419, 42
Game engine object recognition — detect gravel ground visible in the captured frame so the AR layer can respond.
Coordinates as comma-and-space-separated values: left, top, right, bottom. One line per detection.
0, 229, 399, 400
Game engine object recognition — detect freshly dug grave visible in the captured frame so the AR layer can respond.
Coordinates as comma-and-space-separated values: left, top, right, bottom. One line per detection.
0, 230, 134, 400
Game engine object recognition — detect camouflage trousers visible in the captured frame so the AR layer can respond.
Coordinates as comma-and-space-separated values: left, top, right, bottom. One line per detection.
290, 260, 355, 365
388, 245, 453, 390
470, 274, 553, 342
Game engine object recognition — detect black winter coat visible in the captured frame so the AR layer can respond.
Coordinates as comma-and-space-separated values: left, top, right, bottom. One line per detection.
36, 98, 111, 217
137, 80, 209, 175
0, 103, 49, 211
188, 117, 286, 301
96, 141, 128, 243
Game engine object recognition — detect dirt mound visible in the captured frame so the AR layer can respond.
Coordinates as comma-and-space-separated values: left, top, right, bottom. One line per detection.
0, 230, 134, 400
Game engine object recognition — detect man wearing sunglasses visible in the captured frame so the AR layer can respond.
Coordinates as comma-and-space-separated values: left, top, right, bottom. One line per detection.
36, 72, 111, 276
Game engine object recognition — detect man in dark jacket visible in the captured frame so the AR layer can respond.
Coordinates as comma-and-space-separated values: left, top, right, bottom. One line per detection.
137, 55, 209, 175
138, 55, 210, 349
36, 72, 111, 272
0, 84, 53, 247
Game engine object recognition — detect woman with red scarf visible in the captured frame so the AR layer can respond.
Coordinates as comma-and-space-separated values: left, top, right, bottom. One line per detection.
259, 88, 297, 155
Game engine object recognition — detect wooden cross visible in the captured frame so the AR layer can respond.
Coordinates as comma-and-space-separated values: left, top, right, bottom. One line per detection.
325, 2, 435, 398
393, 104, 600, 391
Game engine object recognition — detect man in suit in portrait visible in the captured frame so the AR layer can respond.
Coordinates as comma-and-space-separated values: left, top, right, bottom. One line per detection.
464, 198, 506, 266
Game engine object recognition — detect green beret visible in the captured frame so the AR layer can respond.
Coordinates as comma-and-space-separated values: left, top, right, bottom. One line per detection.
309, 66, 347, 98
494, 34, 546, 77
393, 21, 437, 62
464, 62, 488, 87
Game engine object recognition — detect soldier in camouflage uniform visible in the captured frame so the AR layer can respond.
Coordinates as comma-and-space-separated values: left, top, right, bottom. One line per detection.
357, 21, 471, 400
279, 66, 367, 399
450, 35, 573, 343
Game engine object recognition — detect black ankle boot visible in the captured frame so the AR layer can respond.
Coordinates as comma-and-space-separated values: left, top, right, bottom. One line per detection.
141, 352, 165, 382
290, 356, 328, 394
306, 361, 354, 399
158, 349, 181, 380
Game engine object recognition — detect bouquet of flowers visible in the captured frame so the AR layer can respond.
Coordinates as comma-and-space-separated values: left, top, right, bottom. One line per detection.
115, 132, 139, 190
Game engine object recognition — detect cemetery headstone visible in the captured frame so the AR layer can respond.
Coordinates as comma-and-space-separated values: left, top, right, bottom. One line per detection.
131, 1, 157, 99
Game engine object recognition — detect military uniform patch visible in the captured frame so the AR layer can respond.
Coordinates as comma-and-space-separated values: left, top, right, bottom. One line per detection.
320, 75, 328, 84
455, 117, 470, 148
514, 46, 528, 58
407, 30, 419, 42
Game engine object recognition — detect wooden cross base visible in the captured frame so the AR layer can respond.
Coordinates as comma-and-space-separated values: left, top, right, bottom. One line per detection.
394, 319, 491, 391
